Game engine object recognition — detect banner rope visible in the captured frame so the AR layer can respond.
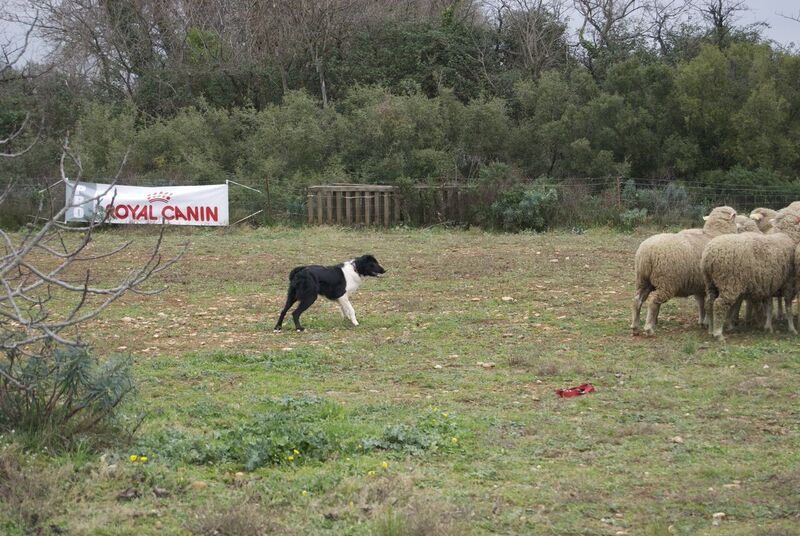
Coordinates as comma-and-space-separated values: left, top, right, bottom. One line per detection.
226, 179, 263, 194
231, 209, 264, 225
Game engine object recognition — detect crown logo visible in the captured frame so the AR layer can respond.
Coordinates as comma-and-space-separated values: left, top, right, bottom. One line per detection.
146, 191, 172, 203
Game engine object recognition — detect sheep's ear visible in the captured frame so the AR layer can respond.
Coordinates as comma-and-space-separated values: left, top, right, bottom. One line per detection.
751, 213, 763, 221
703, 215, 709, 221
729, 212, 736, 220
769, 218, 777, 225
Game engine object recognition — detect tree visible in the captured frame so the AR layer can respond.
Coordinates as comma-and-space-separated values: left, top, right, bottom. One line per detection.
573, 0, 647, 78
0, 9, 42, 157
487, 0, 570, 78
0, 136, 186, 441
692, 0, 757, 48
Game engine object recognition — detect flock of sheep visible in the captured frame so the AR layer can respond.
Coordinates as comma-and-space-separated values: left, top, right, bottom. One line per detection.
631, 202, 800, 341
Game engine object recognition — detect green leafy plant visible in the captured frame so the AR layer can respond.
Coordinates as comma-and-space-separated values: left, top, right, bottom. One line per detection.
0, 347, 134, 446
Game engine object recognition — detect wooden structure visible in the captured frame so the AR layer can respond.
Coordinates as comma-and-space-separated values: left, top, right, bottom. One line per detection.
306, 183, 476, 226
307, 184, 401, 226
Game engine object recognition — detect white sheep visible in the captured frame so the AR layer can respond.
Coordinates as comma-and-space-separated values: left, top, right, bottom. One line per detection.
702, 213, 800, 341
749, 208, 778, 232
730, 216, 763, 326
735, 215, 760, 233
631, 206, 738, 335
782, 201, 800, 213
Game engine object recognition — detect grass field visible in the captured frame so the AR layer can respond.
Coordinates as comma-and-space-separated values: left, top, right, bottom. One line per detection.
2, 226, 799, 535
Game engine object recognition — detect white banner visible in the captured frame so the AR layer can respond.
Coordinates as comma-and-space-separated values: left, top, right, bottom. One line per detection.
65, 180, 229, 226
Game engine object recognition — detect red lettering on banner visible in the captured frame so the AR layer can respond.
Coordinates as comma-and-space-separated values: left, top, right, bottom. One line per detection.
101, 203, 220, 223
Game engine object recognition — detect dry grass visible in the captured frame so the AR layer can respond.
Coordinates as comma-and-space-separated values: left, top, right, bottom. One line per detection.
3, 225, 800, 534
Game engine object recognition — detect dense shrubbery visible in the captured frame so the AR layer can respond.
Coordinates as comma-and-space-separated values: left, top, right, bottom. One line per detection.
2, 3, 799, 231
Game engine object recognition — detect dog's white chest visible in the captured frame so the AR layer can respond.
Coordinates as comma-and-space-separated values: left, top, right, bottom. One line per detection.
342, 261, 363, 294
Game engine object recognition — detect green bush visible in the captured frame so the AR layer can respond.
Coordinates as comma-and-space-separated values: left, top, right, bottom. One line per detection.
619, 207, 648, 231
489, 180, 559, 231
0, 346, 134, 447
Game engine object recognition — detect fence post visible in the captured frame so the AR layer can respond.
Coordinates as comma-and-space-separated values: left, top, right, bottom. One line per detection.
394, 189, 401, 224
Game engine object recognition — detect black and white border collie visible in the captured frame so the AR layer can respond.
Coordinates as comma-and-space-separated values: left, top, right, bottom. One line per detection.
274, 254, 386, 332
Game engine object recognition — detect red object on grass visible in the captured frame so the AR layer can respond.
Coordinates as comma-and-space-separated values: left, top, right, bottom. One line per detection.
556, 383, 595, 397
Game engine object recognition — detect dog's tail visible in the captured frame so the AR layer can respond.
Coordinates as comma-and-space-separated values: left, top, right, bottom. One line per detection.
289, 266, 306, 281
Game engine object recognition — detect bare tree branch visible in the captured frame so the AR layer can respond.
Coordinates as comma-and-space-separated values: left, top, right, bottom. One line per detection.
1, 142, 187, 393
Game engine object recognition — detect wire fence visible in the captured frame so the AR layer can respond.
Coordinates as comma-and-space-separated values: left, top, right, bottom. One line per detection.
3, 175, 800, 229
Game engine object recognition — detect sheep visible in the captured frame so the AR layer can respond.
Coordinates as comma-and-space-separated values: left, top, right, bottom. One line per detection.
631, 206, 738, 335
782, 201, 800, 213
702, 212, 800, 342
749, 208, 778, 232
730, 216, 763, 325
735, 215, 760, 233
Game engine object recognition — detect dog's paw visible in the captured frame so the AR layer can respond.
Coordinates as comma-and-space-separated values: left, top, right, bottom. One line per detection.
273, 328, 282, 333
296, 328, 305, 333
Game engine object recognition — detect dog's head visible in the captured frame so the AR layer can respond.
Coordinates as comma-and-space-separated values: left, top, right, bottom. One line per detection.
353, 254, 386, 277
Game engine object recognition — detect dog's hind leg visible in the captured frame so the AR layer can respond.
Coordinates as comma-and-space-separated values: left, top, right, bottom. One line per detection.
274, 288, 297, 332
291, 294, 318, 332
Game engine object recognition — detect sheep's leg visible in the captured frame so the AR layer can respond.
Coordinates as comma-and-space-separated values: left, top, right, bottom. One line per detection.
727, 297, 743, 329
785, 295, 796, 335
694, 295, 705, 326
705, 290, 718, 335
631, 286, 652, 333
776, 297, 785, 321
745, 299, 755, 327
712, 294, 736, 342
643, 289, 670, 335
763, 300, 774, 333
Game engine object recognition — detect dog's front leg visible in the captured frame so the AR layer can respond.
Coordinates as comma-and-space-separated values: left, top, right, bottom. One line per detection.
337, 296, 359, 326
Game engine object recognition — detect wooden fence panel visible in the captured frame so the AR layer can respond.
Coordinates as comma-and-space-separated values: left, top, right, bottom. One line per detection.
306, 184, 471, 227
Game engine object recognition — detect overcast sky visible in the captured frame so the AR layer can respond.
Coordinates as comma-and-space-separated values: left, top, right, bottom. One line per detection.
740, 0, 799, 46
2, 0, 799, 64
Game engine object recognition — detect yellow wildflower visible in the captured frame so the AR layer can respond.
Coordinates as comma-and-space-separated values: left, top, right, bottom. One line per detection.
140, 456, 148, 463
129, 455, 138, 463
451, 437, 458, 444
293, 449, 300, 455
301, 490, 308, 496
381, 461, 389, 470
287, 455, 295, 462
442, 412, 448, 418
367, 470, 376, 476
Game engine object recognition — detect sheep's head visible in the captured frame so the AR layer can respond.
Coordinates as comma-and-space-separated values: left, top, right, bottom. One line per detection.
750, 208, 778, 232
735, 215, 760, 233
702, 206, 738, 235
